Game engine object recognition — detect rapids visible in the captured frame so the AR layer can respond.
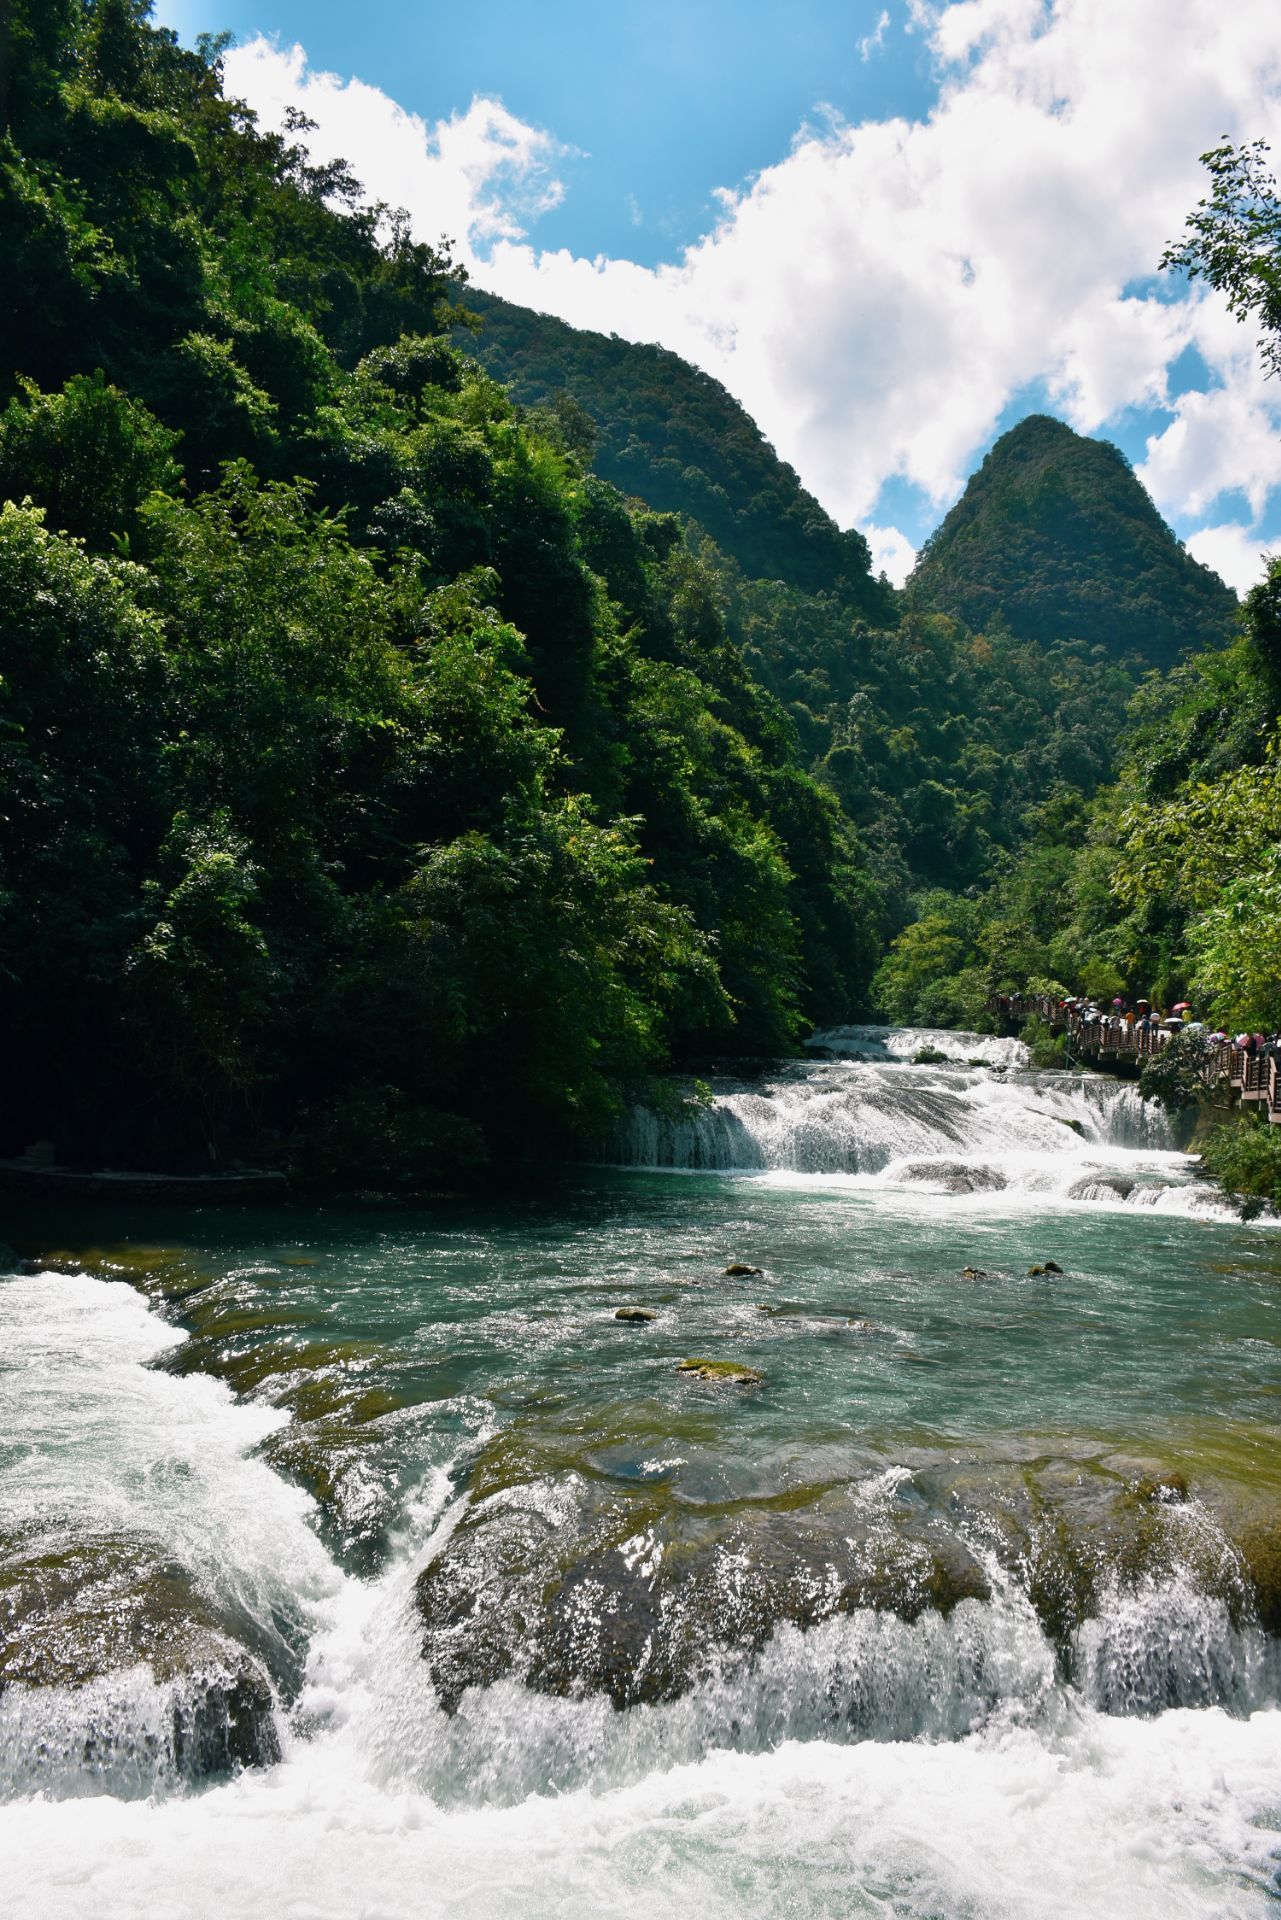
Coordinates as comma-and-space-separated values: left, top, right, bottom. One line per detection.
3, 1027, 1281, 1916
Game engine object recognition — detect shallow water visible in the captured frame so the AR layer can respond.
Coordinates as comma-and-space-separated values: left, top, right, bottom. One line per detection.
3, 1030, 1281, 1915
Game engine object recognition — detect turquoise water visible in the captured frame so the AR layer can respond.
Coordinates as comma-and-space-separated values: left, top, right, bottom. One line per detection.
3, 1035, 1281, 1915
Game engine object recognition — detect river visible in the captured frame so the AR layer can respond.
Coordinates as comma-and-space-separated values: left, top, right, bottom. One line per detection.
3, 1027, 1280, 1916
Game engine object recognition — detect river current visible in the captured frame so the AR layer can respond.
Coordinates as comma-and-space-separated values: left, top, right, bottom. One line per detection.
3, 1028, 1281, 1916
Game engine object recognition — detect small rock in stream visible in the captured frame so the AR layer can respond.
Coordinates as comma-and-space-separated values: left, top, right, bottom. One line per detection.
677, 1357, 764, 1385
723, 1263, 763, 1277
615, 1307, 657, 1323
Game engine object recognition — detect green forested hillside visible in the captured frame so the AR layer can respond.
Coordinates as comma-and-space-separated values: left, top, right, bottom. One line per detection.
464, 288, 894, 617
907, 414, 1236, 668
0, 1, 879, 1181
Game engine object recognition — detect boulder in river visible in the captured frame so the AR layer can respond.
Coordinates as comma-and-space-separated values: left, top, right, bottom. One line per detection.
723, 1263, 763, 1277
902, 1160, 1007, 1194
615, 1307, 657, 1323
0, 1528, 280, 1779
412, 1442, 1281, 1721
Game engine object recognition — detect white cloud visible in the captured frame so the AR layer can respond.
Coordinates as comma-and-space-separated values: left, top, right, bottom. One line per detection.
1185, 523, 1278, 597
859, 10, 892, 60
223, 39, 566, 251
226, 4, 1281, 568
865, 523, 918, 586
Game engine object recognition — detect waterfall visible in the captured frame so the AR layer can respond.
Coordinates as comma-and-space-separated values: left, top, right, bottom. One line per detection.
611, 1026, 1225, 1213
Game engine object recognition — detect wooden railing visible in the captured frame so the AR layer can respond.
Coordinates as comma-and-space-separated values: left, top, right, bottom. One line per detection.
992, 994, 1281, 1124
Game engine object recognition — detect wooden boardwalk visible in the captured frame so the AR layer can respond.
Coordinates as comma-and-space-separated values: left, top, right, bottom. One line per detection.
994, 994, 1281, 1125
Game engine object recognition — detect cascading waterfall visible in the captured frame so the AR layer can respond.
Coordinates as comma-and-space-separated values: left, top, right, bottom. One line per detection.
614, 1024, 1223, 1214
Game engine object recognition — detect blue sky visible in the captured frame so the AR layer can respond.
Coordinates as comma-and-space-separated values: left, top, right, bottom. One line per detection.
155, 1, 1281, 589
158, 1, 935, 266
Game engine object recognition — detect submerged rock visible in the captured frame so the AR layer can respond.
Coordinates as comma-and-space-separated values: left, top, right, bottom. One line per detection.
1130, 1471, 1189, 1505
615, 1307, 657, 1323
723, 1263, 763, 1277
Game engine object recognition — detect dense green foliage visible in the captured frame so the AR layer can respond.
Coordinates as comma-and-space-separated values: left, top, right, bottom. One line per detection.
1137, 1031, 1216, 1115
0, 1, 879, 1180
464, 288, 895, 616
1198, 1112, 1281, 1221
872, 567, 1281, 1031
907, 415, 1235, 670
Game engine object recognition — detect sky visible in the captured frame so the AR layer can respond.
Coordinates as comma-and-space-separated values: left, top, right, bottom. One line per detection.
153, 0, 1281, 592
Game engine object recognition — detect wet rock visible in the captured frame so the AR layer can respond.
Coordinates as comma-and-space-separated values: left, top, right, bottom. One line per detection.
1067, 1172, 1135, 1201
676, 1358, 763, 1384
960, 1266, 988, 1279
0, 1530, 280, 1777
415, 1471, 990, 1714
1130, 1471, 1189, 1505
615, 1307, 656, 1323
1027, 1261, 1063, 1276
723, 1263, 763, 1277
413, 1441, 1278, 1720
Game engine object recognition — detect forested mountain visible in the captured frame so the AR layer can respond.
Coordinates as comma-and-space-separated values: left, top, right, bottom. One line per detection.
907, 415, 1236, 668
463, 288, 893, 616
460, 308, 1160, 917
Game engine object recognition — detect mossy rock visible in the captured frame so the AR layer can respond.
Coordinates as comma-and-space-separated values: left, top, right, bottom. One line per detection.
676, 1357, 763, 1384
0, 1528, 279, 1776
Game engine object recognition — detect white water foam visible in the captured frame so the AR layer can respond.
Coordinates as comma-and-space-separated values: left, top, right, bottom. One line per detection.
0, 1271, 346, 1794
3, 1702, 1279, 1918
809, 1022, 1031, 1068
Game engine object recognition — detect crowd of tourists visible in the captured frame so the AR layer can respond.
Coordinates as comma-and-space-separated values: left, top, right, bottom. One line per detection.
994, 993, 1281, 1059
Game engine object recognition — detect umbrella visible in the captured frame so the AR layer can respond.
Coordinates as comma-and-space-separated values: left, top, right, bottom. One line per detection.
1172, 1002, 1191, 1012
1112, 996, 1125, 1006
